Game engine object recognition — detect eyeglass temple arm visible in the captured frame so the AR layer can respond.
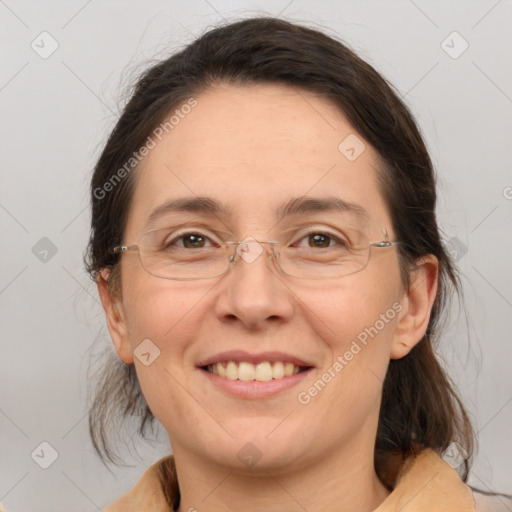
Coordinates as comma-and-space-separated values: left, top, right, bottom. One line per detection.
110, 245, 139, 254
371, 241, 400, 248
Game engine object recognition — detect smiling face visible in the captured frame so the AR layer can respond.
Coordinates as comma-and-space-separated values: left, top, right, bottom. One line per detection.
99, 82, 436, 474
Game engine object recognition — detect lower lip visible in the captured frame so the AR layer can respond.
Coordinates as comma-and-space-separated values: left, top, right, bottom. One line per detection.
199, 367, 314, 399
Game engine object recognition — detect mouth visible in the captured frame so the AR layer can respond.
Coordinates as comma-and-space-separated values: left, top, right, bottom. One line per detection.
196, 351, 315, 399
201, 360, 311, 381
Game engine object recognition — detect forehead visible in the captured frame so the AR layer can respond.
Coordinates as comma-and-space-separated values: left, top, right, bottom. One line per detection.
126, 83, 391, 235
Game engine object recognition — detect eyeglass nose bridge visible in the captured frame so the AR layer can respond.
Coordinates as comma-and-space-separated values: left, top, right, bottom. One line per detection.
225, 237, 280, 267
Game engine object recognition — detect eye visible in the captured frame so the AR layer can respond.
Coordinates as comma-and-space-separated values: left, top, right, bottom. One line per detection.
294, 231, 349, 249
164, 232, 217, 249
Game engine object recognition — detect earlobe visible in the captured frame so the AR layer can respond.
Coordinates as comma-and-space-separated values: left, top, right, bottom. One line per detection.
97, 269, 134, 364
390, 255, 439, 360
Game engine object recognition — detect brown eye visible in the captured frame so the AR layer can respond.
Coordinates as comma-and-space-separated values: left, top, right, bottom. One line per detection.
181, 233, 207, 249
294, 231, 348, 249
307, 233, 333, 248
163, 232, 214, 250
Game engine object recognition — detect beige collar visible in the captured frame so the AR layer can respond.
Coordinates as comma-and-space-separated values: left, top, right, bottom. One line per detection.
103, 448, 476, 511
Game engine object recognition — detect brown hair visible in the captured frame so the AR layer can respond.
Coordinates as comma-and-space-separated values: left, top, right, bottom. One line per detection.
86, 16, 476, 504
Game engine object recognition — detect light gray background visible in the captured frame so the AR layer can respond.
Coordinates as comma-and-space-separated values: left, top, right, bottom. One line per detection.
1, 0, 511, 510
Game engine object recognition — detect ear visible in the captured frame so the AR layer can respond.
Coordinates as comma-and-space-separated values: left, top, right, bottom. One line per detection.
97, 268, 134, 364
390, 254, 439, 360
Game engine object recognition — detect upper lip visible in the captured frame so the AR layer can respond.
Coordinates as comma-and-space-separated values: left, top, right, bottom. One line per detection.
197, 350, 315, 368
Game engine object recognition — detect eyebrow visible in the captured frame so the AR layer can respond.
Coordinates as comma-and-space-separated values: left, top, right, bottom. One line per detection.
276, 196, 369, 223
145, 195, 369, 228
145, 197, 229, 227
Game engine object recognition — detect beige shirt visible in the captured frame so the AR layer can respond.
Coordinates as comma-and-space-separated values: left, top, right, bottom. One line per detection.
102, 448, 509, 511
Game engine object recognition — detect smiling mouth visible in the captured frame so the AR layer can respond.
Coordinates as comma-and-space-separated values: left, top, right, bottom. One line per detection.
201, 361, 311, 382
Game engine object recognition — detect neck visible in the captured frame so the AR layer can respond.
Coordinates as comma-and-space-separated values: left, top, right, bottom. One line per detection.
173, 437, 391, 512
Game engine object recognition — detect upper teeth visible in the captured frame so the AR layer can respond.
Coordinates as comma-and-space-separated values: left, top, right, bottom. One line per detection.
206, 361, 302, 381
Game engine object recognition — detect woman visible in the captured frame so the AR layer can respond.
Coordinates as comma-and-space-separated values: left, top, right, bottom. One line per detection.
85, 17, 510, 511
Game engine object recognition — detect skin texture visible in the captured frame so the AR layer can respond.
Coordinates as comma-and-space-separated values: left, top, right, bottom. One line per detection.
98, 83, 439, 512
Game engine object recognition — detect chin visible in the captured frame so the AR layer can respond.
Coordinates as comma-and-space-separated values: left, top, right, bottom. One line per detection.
204, 423, 313, 473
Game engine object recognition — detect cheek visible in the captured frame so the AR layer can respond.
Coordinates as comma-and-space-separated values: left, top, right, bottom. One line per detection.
121, 265, 206, 344
120, 271, 204, 385
302, 266, 402, 351
300, 265, 403, 405
294, 276, 402, 442
121, 277, 214, 434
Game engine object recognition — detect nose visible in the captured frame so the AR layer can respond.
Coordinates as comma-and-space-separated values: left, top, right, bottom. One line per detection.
213, 238, 295, 330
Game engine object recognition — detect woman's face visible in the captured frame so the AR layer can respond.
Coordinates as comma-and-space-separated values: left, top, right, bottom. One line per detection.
102, 83, 427, 472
